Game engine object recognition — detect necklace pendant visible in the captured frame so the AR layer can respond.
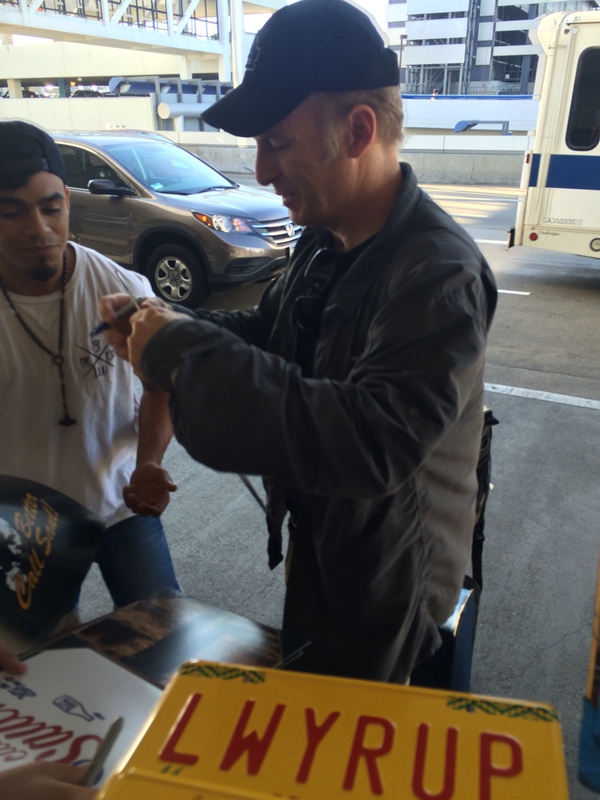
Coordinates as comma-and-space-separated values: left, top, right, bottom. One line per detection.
2, 252, 76, 429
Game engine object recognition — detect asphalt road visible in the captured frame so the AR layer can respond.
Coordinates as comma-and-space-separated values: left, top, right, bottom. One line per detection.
79, 179, 600, 798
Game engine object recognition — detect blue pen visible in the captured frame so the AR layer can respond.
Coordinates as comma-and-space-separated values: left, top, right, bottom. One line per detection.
90, 298, 141, 336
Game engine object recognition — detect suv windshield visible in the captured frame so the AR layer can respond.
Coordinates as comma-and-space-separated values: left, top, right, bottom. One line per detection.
102, 140, 235, 195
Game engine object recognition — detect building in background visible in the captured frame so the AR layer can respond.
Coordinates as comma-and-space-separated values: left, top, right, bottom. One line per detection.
0, 0, 284, 99
386, 0, 599, 95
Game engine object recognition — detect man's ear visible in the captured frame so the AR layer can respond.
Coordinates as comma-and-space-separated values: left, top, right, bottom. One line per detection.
346, 105, 377, 158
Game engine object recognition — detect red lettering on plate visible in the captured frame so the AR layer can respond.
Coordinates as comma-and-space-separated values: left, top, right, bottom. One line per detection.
295, 708, 340, 783
220, 700, 285, 776
343, 715, 395, 795
159, 693, 202, 766
412, 724, 458, 800
479, 733, 523, 800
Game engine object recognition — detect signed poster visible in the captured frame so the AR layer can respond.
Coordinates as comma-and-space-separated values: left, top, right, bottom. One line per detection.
0, 475, 104, 648
44, 596, 305, 690
0, 648, 161, 787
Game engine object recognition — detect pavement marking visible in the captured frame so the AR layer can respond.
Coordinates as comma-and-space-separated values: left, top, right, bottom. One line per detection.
485, 383, 600, 410
498, 289, 531, 296
475, 239, 507, 245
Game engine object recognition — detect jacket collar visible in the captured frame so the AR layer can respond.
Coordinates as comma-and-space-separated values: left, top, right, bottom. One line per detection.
318, 162, 420, 318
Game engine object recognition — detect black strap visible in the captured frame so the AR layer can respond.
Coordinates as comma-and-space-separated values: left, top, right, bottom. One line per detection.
293, 239, 374, 377
293, 248, 340, 377
470, 408, 499, 594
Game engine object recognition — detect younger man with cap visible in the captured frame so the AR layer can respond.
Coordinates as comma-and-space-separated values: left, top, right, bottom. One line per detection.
0, 120, 180, 672
103, 0, 497, 684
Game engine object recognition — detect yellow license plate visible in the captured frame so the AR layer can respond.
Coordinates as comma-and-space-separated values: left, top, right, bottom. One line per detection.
97, 661, 568, 800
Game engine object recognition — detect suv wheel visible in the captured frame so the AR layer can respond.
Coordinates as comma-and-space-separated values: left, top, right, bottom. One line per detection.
147, 243, 209, 307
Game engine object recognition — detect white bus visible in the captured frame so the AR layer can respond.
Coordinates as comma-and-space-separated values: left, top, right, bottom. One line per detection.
509, 9, 600, 259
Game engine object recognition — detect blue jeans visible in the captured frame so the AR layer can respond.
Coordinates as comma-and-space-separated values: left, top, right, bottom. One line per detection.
95, 514, 182, 607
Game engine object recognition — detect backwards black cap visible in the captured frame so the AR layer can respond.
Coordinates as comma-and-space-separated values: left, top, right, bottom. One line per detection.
202, 0, 399, 138
0, 120, 67, 190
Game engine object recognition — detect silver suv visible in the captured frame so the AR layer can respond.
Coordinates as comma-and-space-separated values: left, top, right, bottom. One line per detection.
53, 132, 301, 306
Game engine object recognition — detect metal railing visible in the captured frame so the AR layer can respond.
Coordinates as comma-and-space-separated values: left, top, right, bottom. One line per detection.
1, 0, 218, 39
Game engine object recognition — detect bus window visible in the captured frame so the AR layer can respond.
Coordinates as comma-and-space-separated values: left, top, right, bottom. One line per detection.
566, 47, 600, 151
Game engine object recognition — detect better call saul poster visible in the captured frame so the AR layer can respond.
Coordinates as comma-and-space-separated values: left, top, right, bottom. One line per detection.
0, 475, 104, 649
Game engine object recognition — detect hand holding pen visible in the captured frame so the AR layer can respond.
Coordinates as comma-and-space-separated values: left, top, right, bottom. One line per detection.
91, 269, 145, 338
96, 293, 146, 361
90, 296, 143, 337
97, 294, 177, 368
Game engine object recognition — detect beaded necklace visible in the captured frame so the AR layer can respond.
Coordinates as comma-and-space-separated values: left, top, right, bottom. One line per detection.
0, 251, 76, 426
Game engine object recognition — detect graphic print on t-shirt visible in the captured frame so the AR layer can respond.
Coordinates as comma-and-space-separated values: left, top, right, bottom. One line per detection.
77, 337, 116, 380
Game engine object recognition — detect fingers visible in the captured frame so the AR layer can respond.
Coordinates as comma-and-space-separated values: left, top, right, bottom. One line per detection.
101, 327, 130, 362
139, 296, 172, 311
135, 501, 163, 517
123, 487, 140, 513
98, 294, 170, 323
123, 465, 178, 517
37, 763, 88, 784
128, 306, 180, 375
124, 493, 169, 517
126, 494, 176, 516
97, 293, 132, 324
97, 298, 179, 372
0, 762, 95, 800
97, 294, 133, 361
0, 642, 27, 675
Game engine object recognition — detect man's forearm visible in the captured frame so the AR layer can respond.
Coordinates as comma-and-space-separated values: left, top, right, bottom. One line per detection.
125, 383, 177, 517
137, 384, 173, 466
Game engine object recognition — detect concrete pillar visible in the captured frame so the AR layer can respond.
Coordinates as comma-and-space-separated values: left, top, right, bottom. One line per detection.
7, 79, 23, 99
178, 56, 192, 79
216, 0, 231, 82
230, 0, 245, 87
58, 78, 68, 98
519, 55, 531, 94
165, 0, 173, 37
520, 3, 538, 94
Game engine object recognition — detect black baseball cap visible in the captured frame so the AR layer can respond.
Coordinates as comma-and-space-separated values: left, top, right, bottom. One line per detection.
201, 0, 399, 137
0, 120, 67, 190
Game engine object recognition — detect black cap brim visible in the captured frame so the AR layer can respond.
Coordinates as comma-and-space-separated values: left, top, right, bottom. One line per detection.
202, 84, 312, 138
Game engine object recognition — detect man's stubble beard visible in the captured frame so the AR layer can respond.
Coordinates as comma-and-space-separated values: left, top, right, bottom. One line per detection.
28, 248, 66, 282
29, 263, 59, 282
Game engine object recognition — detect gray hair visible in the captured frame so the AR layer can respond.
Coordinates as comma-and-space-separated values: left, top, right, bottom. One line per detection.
313, 87, 404, 161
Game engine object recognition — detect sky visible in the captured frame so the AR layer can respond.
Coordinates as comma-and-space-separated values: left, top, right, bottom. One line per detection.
244, 1, 388, 36
348, 0, 387, 31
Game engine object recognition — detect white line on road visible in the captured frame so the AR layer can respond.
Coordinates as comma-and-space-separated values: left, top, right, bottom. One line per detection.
498, 289, 531, 296
475, 239, 506, 245
485, 383, 600, 410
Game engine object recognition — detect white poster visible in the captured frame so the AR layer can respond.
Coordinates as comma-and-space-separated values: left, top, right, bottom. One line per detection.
0, 648, 162, 787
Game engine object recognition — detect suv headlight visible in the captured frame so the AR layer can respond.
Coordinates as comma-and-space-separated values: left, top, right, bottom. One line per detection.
192, 212, 254, 233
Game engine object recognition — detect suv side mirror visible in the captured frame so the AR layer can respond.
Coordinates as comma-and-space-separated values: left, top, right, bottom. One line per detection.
88, 179, 135, 197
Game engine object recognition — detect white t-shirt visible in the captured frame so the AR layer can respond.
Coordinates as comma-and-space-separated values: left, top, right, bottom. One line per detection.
0, 243, 153, 527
